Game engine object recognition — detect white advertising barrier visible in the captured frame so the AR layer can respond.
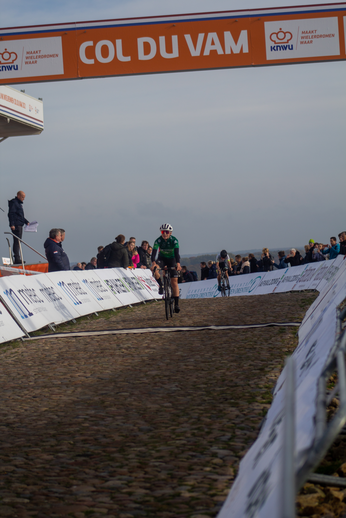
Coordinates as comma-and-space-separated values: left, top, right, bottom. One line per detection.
313, 254, 346, 293
291, 262, 322, 291
0, 273, 78, 333
266, 308, 337, 441
250, 269, 286, 295
301, 256, 346, 328
121, 268, 155, 302
72, 269, 123, 310
219, 410, 285, 518
95, 268, 141, 307
219, 294, 340, 518
132, 268, 161, 299
299, 267, 346, 343
272, 264, 306, 293
180, 273, 267, 299
0, 300, 24, 343
308, 259, 337, 291
47, 271, 104, 318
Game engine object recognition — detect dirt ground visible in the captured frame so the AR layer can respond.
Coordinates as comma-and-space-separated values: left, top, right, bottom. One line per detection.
1, 291, 343, 518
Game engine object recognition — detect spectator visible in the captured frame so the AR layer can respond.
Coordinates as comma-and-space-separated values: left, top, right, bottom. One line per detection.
181, 266, 194, 283
207, 261, 217, 279
311, 243, 325, 262
248, 253, 258, 274
229, 258, 236, 275
302, 245, 310, 264
126, 236, 137, 252
85, 257, 97, 270
304, 240, 315, 264
273, 251, 289, 269
44, 228, 70, 272
108, 234, 129, 268
96, 246, 105, 268
339, 232, 346, 255
81, 262, 87, 270
127, 241, 139, 268
284, 248, 303, 267
200, 261, 209, 280
240, 256, 250, 274
138, 241, 151, 269
322, 237, 340, 260
8, 190, 30, 264
258, 248, 274, 272
234, 255, 242, 274
73, 262, 82, 271
148, 246, 153, 257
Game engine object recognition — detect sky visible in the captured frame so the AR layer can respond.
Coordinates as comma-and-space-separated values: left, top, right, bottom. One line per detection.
0, 0, 345, 264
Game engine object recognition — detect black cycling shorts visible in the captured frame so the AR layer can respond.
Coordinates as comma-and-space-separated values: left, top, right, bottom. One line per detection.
219, 261, 227, 271
157, 257, 178, 278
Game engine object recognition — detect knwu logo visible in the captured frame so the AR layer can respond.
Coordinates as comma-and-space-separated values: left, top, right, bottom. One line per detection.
0, 48, 19, 71
270, 28, 293, 52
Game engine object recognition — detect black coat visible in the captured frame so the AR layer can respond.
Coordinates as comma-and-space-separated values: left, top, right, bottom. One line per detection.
249, 257, 258, 274
137, 246, 151, 268
108, 242, 129, 268
284, 251, 303, 267
44, 238, 70, 272
8, 197, 29, 227
200, 266, 209, 280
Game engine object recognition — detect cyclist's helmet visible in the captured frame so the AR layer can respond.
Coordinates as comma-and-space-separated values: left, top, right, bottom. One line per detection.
160, 223, 173, 232
220, 249, 228, 259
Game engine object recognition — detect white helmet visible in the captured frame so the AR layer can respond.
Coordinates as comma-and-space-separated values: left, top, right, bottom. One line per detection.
160, 223, 173, 232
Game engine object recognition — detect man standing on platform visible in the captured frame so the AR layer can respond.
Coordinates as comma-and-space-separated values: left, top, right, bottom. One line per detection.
8, 190, 29, 264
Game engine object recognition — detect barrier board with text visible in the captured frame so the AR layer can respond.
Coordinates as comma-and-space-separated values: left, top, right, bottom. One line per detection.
0, 273, 77, 332
0, 300, 24, 343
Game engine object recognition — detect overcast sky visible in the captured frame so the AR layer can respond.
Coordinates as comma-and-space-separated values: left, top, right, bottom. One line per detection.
1, 0, 345, 264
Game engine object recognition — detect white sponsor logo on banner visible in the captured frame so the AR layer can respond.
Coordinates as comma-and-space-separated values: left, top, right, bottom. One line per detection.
265, 17, 340, 60
0, 37, 64, 79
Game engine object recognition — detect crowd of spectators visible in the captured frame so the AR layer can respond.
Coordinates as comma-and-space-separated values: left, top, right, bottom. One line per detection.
196, 232, 346, 282
43, 227, 346, 280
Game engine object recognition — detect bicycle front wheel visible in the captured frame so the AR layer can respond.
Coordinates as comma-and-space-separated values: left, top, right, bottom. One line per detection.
220, 278, 226, 297
164, 276, 171, 320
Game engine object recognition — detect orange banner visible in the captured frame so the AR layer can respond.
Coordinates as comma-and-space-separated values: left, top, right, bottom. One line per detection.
0, 3, 345, 85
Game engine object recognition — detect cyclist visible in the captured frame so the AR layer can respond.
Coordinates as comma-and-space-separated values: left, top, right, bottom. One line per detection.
151, 223, 181, 313
216, 249, 231, 291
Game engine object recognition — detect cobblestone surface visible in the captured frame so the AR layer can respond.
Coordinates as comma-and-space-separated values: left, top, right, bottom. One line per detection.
0, 292, 317, 517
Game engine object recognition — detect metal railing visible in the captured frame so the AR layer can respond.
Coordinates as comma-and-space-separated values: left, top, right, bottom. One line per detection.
4, 231, 47, 274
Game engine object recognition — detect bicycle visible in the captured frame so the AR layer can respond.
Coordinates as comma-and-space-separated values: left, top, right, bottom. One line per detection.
220, 267, 230, 297
153, 267, 177, 319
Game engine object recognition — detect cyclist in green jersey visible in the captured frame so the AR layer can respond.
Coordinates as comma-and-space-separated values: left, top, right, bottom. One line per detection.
151, 223, 181, 313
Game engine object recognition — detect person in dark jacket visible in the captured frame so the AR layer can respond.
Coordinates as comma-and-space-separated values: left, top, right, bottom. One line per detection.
248, 253, 258, 274
137, 241, 151, 269
181, 266, 194, 283
338, 232, 346, 256
108, 234, 129, 268
96, 246, 105, 268
44, 228, 70, 272
257, 248, 274, 272
8, 190, 29, 264
284, 248, 303, 267
85, 257, 97, 270
233, 255, 242, 274
200, 261, 209, 280
207, 261, 217, 279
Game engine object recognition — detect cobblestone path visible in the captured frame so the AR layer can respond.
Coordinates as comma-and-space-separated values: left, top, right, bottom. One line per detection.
0, 292, 316, 518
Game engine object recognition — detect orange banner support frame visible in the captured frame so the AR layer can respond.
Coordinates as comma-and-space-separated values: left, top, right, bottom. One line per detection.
0, 3, 345, 85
